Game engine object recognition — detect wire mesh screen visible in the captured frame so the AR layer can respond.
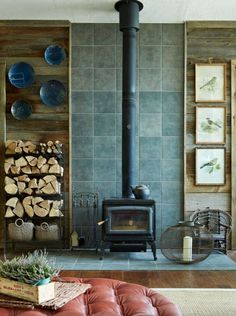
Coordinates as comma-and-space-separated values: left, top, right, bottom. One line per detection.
72, 192, 98, 248
160, 221, 214, 264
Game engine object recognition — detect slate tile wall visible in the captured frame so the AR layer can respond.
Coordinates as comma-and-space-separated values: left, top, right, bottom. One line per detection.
71, 23, 184, 244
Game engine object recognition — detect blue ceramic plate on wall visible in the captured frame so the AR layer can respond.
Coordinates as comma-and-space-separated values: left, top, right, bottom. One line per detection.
40, 80, 66, 107
44, 45, 66, 66
8, 62, 35, 88
11, 100, 32, 120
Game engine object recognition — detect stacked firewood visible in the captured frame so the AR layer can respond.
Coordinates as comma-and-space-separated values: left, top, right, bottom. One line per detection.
4, 155, 63, 175
4, 139, 64, 219
5, 196, 63, 218
5, 139, 63, 155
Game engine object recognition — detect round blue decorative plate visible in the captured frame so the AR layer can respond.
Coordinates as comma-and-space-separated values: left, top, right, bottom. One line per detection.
44, 45, 66, 66
11, 100, 32, 120
40, 80, 66, 107
8, 62, 35, 88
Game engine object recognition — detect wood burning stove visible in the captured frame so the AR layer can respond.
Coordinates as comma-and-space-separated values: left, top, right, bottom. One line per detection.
100, 199, 157, 260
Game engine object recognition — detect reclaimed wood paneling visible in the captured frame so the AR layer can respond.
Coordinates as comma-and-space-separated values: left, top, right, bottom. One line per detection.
185, 22, 235, 247
0, 21, 70, 247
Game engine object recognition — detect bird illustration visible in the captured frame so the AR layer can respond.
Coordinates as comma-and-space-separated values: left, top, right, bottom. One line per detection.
200, 158, 218, 172
206, 117, 222, 129
200, 76, 217, 91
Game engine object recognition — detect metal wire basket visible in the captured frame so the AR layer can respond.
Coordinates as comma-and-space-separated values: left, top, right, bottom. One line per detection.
160, 221, 214, 264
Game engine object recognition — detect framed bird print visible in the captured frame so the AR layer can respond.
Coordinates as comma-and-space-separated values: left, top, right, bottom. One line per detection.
195, 148, 225, 185
196, 106, 226, 144
195, 63, 226, 102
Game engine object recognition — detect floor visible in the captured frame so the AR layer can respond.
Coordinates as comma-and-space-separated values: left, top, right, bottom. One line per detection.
46, 249, 236, 271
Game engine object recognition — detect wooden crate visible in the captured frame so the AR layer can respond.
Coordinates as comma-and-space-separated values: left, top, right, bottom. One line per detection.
0, 277, 55, 303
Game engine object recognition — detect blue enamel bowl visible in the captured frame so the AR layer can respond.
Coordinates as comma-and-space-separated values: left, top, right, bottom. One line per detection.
11, 100, 32, 120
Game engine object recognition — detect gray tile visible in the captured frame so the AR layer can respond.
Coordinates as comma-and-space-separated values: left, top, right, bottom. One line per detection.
116, 137, 121, 158
71, 24, 94, 45
162, 114, 183, 136
94, 24, 116, 45
139, 92, 162, 113
116, 92, 122, 113
162, 68, 184, 91
161, 204, 184, 225
116, 45, 122, 68
140, 114, 161, 137
94, 114, 116, 136
139, 69, 161, 91
72, 114, 93, 136
162, 24, 184, 45
71, 92, 93, 113
94, 136, 116, 158
72, 181, 94, 193
162, 92, 184, 113
94, 180, 116, 199
139, 24, 162, 45
140, 159, 161, 181
94, 46, 116, 68
139, 137, 161, 159
72, 68, 93, 91
162, 46, 184, 68
139, 46, 161, 68
72, 136, 93, 158
163, 137, 183, 159
161, 159, 183, 181
72, 159, 93, 181
116, 68, 122, 91
94, 92, 116, 113
116, 114, 122, 136
94, 159, 116, 181
142, 181, 161, 202
116, 25, 122, 45
116, 158, 121, 182
94, 68, 116, 91
72, 46, 93, 68
162, 182, 183, 204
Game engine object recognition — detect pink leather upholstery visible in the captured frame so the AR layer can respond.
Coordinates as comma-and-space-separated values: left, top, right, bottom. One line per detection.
0, 277, 181, 316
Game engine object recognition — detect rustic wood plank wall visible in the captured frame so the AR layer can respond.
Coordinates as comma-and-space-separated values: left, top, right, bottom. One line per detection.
0, 21, 70, 247
185, 21, 236, 247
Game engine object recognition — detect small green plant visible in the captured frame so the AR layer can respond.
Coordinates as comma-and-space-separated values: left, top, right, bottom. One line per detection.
0, 250, 59, 285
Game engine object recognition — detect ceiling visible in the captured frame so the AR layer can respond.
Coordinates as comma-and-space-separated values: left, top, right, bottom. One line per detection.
1, 0, 236, 23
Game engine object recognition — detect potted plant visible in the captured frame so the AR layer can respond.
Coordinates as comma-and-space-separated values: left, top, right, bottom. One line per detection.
0, 249, 59, 285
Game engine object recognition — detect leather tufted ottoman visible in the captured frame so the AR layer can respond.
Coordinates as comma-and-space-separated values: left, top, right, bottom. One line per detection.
0, 277, 181, 316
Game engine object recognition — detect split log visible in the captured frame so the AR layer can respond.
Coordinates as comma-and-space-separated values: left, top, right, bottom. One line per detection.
48, 157, 58, 165
17, 181, 26, 193
51, 179, 60, 193
6, 197, 18, 208
4, 163, 11, 174
5, 176, 15, 185
28, 157, 38, 167
40, 164, 49, 173
24, 205, 34, 218
49, 164, 61, 174
17, 175, 30, 182
49, 208, 63, 217
15, 157, 27, 167
32, 197, 44, 205
14, 146, 22, 154
28, 178, 38, 189
41, 183, 54, 194
21, 166, 32, 174
38, 178, 46, 189
23, 188, 33, 195
37, 156, 47, 169
33, 205, 49, 217
31, 166, 40, 174
5, 157, 14, 164
43, 175, 57, 184
22, 196, 32, 207
25, 141, 36, 153
13, 201, 24, 217
6, 140, 17, 151
10, 166, 21, 174
4, 207, 15, 218
5, 183, 18, 195
39, 200, 51, 211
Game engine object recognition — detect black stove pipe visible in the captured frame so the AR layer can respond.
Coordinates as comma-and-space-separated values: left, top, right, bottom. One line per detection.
115, 0, 143, 198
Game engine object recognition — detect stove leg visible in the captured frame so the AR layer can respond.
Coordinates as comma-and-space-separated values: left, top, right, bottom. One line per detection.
148, 241, 157, 261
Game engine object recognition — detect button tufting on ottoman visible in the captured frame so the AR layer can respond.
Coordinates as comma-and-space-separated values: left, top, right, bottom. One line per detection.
0, 277, 181, 316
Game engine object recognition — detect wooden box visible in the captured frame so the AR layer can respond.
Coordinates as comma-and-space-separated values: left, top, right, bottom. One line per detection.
0, 277, 55, 303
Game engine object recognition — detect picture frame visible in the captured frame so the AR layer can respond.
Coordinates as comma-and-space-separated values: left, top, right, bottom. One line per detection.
195, 148, 225, 185
195, 63, 226, 102
196, 106, 226, 144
